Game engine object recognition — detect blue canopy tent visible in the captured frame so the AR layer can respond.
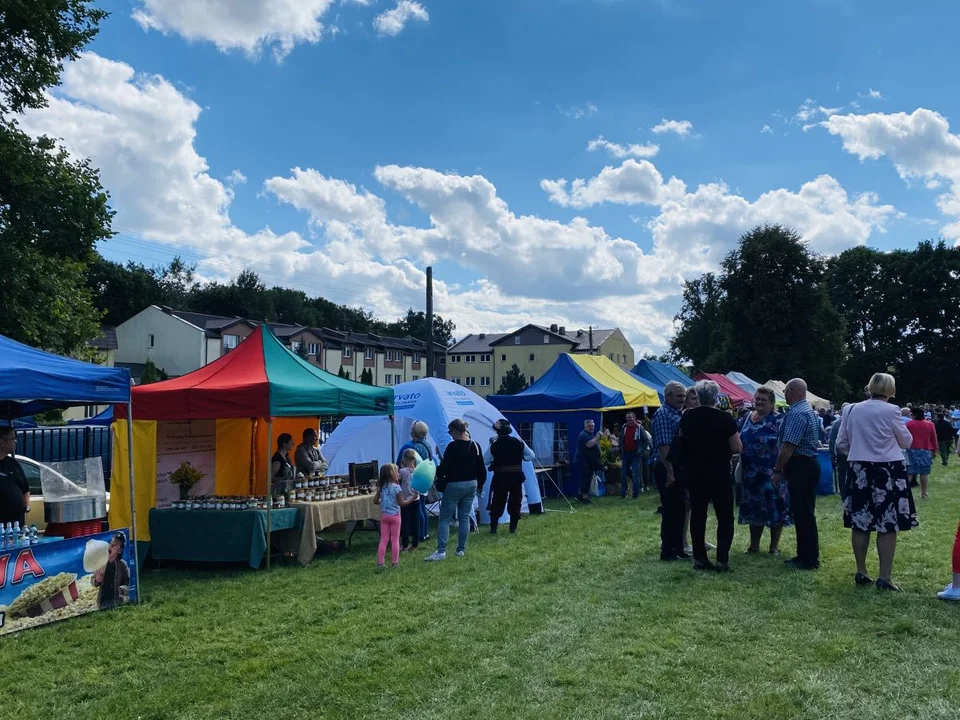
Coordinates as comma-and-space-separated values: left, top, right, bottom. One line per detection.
629, 359, 693, 402
488, 354, 660, 496
66, 406, 114, 426
725, 371, 786, 406
0, 334, 139, 599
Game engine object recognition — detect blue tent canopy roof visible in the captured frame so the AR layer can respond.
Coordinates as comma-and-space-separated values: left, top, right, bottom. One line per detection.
629, 359, 693, 401
488, 354, 625, 412
0, 334, 131, 418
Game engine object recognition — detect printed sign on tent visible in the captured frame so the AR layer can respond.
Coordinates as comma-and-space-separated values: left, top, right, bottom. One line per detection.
156, 419, 216, 508
0, 528, 138, 636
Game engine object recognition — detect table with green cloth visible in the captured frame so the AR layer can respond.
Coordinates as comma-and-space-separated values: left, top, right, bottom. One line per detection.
149, 508, 301, 569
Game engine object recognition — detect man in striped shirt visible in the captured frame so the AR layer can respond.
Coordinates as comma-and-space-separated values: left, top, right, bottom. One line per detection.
653, 381, 689, 561
773, 378, 822, 570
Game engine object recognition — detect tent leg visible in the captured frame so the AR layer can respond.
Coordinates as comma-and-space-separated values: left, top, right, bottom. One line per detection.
266, 419, 273, 571
126, 402, 141, 605
390, 415, 395, 463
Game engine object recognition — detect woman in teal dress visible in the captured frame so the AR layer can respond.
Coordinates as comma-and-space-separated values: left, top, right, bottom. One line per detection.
738, 386, 791, 554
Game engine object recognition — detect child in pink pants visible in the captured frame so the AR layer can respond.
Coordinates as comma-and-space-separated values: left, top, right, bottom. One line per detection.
938, 520, 960, 601
374, 463, 419, 568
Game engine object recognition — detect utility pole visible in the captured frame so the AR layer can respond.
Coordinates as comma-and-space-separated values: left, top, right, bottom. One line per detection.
588, 325, 594, 354
426, 266, 434, 377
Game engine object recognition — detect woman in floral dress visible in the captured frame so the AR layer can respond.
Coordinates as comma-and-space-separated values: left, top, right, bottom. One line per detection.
738, 386, 791, 554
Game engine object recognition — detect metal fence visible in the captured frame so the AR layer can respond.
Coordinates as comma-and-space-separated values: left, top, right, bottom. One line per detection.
16, 426, 113, 488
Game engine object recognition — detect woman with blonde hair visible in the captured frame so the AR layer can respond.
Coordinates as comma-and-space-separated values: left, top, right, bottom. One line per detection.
397, 421, 433, 541
836, 373, 917, 591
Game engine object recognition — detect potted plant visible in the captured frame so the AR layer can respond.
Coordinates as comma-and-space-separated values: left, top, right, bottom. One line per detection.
599, 435, 621, 490
169, 461, 205, 501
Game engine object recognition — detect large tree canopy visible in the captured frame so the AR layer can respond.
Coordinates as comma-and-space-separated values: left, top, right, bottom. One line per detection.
671, 225, 847, 399
0, 0, 112, 355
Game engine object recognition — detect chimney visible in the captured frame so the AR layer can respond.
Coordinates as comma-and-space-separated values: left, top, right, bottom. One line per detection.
479, 333, 485, 339
558, 326, 566, 336
550, 323, 559, 332
577, 329, 584, 338
588, 326, 594, 353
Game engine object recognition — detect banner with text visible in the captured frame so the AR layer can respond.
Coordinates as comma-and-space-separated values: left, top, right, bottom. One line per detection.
0, 529, 137, 636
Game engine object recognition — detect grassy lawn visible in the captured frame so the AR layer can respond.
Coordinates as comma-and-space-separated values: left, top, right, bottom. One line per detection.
2, 464, 959, 720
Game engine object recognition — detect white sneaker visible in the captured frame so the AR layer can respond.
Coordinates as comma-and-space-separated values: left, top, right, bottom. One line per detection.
424, 551, 446, 562
456, 550, 465, 557
937, 583, 960, 601
683, 544, 693, 554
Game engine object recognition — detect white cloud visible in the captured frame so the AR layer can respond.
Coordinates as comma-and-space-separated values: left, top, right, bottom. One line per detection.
794, 98, 843, 124
587, 135, 659, 159
821, 108, 960, 239
131, 0, 339, 61
559, 102, 598, 120
17, 52, 902, 353
860, 88, 883, 100
761, 124, 772, 134
540, 159, 685, 209
227, 169, 248, 185
651, 119, 693, 136
373, 1, 429, 37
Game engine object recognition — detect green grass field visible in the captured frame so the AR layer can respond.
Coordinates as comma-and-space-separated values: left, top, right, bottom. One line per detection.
2, 464, 959, 720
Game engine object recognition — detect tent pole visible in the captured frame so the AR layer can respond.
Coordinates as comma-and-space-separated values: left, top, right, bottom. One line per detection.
265, 419, 273, 571
126, 402, 141, 605
390, 415, 395, 463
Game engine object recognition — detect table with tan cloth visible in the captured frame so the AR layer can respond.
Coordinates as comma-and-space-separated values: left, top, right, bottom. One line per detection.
290, 495, 380, 565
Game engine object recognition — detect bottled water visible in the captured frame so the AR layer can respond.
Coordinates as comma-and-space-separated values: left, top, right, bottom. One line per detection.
29, 525, 38, 545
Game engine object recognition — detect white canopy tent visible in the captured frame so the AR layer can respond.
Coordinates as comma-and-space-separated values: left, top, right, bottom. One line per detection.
323, 378, 543, 523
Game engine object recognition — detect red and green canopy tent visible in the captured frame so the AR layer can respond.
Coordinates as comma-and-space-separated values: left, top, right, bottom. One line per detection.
124, 325, 392, 420
110, 326, 393, 560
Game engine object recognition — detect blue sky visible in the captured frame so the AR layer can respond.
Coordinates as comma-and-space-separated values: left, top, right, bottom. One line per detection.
21, 0, 960, 350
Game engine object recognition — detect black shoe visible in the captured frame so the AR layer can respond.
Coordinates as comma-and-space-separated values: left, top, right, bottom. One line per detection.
855, 572, 873, 586
509, 526, 517, 534
655, 506, 663, 515
785, 556, 819, 570
490, 526, 498, 535
876, 578, 901, 592
714, 562, 732, 573
632, 495, 639, 500
576, 495, 591, 505
676, 551, 692, 560
660, 552, 680, 562
744, 547, 759, 555
693, 559, 716, 571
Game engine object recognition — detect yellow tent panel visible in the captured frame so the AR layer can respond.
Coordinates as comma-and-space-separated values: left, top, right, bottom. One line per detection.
568, 354, 661, 408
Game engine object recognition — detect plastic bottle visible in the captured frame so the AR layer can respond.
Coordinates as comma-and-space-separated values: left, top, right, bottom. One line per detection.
29, 525, 38, 545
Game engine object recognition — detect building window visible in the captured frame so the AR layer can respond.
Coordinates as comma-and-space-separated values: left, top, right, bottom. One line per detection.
413, 353, 420, 363
452, 377, 461, 385
365, 348, 374, 360
500, 354, 506, 362
480, 377, 490, 387
480, 354, 491, 363
450, 355, 461, 363
291, 341, 303, 352
500, 376, 507, 387
439, 356, 446, 365
148, 334, 155, 349
543, 335, 550, 344
514, 337, 521, 345
529, 376, 535, 384
343, 347, 352, 358
464, 354, 475, 363
308, 342, 320, 356
412, 375, 420, 381
465, 376, 476, 387
529, 353, 535, 362
608, 352, 614, 360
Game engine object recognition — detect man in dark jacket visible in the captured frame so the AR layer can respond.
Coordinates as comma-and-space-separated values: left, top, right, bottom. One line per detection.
935, 413, 955, 467
484, 420, 535, 534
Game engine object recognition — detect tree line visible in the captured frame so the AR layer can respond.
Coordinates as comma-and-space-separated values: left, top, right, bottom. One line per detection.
669, 225, 960, 404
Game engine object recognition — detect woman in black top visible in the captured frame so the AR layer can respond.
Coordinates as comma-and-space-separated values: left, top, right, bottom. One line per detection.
424, 419, 487, 561
271, 433, 295, 494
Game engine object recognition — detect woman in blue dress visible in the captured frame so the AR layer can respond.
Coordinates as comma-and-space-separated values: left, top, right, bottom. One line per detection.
738, 386, 791, 554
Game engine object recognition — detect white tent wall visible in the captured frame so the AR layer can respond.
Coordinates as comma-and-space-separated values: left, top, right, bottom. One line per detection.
323, 378, 543, 524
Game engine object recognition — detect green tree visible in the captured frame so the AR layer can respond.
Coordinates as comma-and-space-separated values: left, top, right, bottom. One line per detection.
670, 225, 847, 399
669, 272, 725, 369
140, 360, 161, 385
383, 309, 457, 347
497, 364, 528, 395
295, 343, 309, 360
0, 1, 111, 355
360, 368, 373, 385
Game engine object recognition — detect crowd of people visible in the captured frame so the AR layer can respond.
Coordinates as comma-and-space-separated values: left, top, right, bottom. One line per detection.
355, 373, 959, 601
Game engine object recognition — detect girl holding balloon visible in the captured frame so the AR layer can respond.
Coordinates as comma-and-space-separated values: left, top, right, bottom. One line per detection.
374, 463, 419, 568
